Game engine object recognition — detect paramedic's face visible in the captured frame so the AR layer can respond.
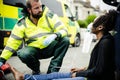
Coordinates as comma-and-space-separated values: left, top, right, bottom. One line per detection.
30, 1, 43, 19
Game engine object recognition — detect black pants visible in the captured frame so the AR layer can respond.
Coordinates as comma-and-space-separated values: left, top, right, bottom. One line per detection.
17, 37, 69, 73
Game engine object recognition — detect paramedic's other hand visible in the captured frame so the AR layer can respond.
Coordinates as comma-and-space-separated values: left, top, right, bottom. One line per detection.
44, 34, 57, 46
0, 57, 6, 67
0, 62, 3, 67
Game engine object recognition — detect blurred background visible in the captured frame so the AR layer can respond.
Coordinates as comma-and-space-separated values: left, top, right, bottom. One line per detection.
0, 0, 119, 79
62, 0, 116, 28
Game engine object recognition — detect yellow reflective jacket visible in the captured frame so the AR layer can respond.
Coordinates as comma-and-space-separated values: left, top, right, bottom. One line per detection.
0, 6, 68, 60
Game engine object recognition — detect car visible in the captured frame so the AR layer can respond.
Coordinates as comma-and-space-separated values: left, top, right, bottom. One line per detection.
1, 0, 81, 48
87, 23, 97, 42
0, 0, 24, 54
41, 0, 81, 47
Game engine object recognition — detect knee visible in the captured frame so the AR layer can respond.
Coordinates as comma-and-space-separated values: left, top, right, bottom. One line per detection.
61, 37, 70, 45
17, 48, 34, 61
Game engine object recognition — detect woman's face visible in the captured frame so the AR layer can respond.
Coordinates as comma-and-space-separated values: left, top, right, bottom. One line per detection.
91, 17, 98, 34
91, 26, 97, 34
91, 17, 104, 34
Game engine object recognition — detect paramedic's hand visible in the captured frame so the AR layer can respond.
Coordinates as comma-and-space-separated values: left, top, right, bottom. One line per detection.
0, 57, 6, 67
44, 34, 57, 46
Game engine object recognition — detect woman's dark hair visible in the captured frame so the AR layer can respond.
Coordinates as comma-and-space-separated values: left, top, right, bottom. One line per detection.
93, 9, 118, 32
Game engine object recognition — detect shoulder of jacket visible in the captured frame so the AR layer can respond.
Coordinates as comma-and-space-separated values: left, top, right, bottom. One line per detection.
46, 10, 54, 19
17, 17, 26, 26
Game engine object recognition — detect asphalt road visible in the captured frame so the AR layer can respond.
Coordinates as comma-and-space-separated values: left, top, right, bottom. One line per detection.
3, 40, 96, 80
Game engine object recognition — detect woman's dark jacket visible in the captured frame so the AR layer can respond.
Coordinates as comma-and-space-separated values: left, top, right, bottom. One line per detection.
76, 33, 115, 80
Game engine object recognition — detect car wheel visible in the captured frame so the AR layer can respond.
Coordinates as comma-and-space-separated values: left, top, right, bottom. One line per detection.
72, 34, 80, 47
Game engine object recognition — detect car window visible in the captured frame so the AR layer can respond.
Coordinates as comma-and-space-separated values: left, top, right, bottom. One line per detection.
3, 0, 26, 8
41, 0, 63, 17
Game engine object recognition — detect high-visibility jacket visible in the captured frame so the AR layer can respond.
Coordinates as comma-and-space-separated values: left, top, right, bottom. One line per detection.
0, 6, 68, 60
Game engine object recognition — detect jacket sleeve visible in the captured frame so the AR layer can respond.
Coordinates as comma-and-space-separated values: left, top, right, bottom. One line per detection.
47, 11, 68, 37
76, 38, 114, 78
53, 14, 68, 37
0, 23, 25, 60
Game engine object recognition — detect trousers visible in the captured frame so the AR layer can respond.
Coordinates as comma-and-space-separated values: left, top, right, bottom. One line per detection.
17, 37, 69, 73
24, 72, 85, 80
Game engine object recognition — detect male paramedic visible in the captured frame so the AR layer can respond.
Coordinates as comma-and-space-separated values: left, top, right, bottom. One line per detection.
0, 0, 69, 74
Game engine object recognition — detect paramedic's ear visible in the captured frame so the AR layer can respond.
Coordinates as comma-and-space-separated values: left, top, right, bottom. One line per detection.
27, 8, 31, 13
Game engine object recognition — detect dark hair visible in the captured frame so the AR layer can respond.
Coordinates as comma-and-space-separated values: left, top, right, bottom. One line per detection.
21, 7, 29, 16
26, 0, 40, 8
93, 9, 118, 32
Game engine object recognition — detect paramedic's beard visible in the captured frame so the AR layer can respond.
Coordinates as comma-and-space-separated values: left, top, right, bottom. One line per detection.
32, 12, 43, 19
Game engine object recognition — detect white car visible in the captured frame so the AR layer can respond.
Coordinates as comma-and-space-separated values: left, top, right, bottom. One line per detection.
87, 23, 97, 42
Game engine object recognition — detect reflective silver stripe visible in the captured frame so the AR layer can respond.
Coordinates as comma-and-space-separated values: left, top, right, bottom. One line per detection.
45, 15, 53, 32
17, 17, 27, 28
61, 28, 68, 33
60, 28, 68, 34
64, 29, 68, 34
54, 21, 62, 29
5, 46, 16, 53
60, 28, 69, 36
28, 33, 52, 39
11, 34, 23, 40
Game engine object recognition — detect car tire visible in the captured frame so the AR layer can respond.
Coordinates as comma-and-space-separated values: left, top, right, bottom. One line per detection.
72, 34, 80, 47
